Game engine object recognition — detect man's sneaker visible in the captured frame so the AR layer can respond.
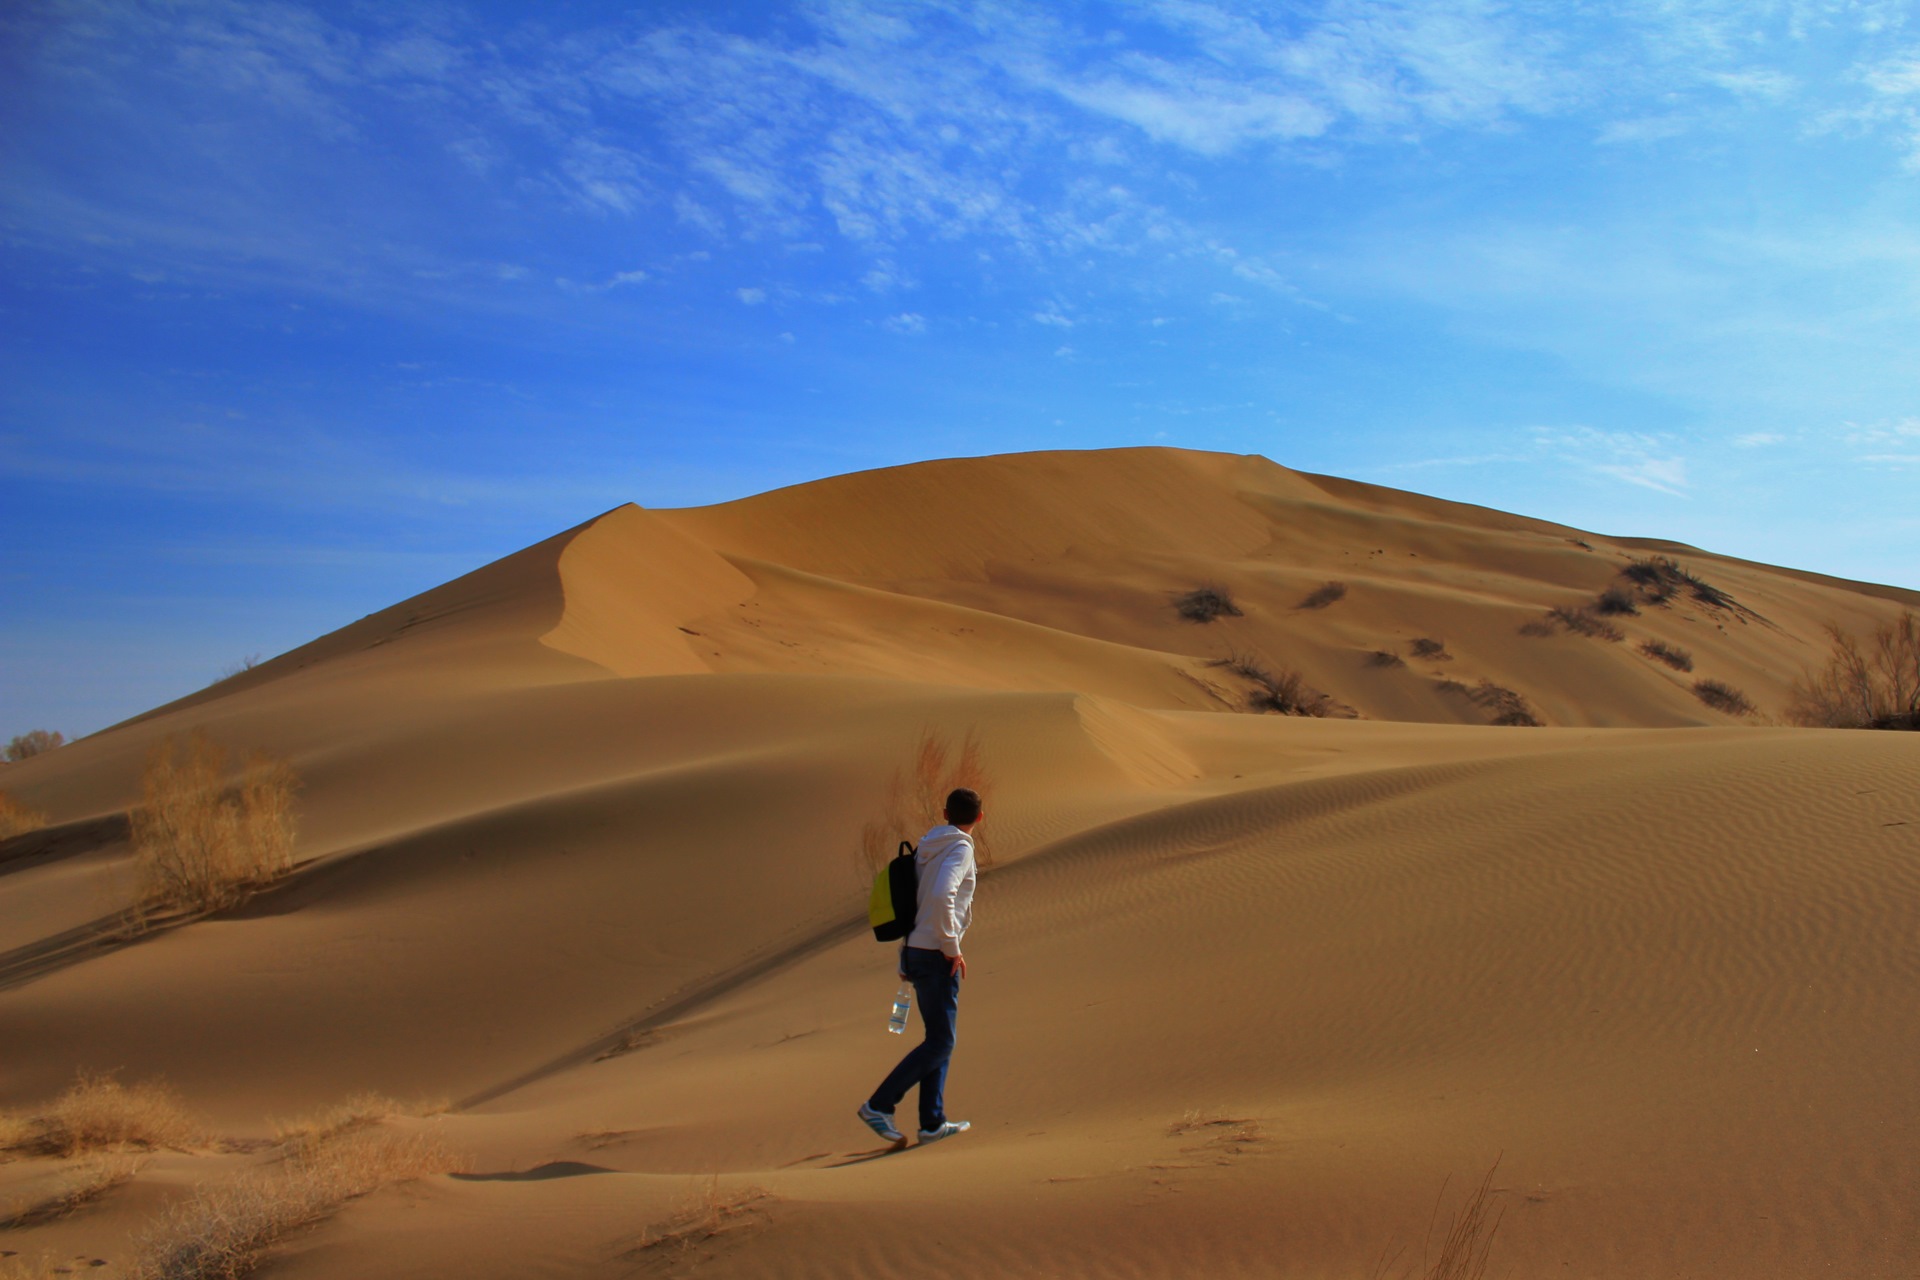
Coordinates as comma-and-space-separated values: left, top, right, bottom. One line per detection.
857, 1102, 904, 1144
917, 1120, 970, 1144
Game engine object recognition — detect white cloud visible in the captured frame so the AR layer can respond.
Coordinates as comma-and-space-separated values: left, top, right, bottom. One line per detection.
1032, 308, 1073, 327
1536, 426, 1690, 496
736, 287, 767, 305
882, 312, 925, 333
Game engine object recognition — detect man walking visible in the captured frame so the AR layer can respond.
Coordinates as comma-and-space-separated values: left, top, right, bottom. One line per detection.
858, 787, 981, 1147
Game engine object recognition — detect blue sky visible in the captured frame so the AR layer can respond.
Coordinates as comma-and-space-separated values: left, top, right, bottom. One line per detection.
4, 0, 1920, 738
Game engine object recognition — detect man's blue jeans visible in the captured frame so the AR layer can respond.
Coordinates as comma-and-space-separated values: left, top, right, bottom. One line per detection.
868, 946, 959, 1132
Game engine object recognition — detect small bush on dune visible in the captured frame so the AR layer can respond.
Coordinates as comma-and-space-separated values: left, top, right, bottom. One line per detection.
1594, 585, 1639, 616
1172, 585, 1242, 623
1209, 655, 1338, 717
1410, 638, 1451, 661
0, 792, 49, 841
1, 1072, 201, 1158
1523, 605, 1623, 642
1693, 680, 1755, 716
131, 731, 299, 917
273, 1093, 447, 1157
129, 1127, 462, 1280
628, 1176, 773, 1261
1296, 580, 1348, 610
860, 729, 993, 875
1368, 650, 1406, 669
3, 730, 64, 762
1469, 681, 1541, 727
1789, 612, 1920, 730
0, 1153, 143, 1229
1638, 639, 1694, 672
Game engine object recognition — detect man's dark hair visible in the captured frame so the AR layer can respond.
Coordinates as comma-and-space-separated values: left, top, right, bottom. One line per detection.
944, 787, 983, 826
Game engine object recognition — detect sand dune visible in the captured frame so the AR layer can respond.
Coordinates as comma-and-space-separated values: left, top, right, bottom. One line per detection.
1, 448, 1916, 1278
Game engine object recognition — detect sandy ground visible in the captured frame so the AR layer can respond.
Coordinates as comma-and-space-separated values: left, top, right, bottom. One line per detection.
2, 448, 1917, 1278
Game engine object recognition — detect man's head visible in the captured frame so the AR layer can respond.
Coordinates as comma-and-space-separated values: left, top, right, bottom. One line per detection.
944, 787, 983, 830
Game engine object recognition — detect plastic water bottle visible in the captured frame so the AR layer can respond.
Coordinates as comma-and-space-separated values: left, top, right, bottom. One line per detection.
887, 984, 911, 1035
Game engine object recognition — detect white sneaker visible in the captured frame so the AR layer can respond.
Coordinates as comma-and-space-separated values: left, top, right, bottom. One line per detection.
917, 1120, 970, 1144
857, 1103, 904, 1143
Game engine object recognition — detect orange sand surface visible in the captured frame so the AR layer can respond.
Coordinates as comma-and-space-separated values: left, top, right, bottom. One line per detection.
2, 449, 1916, 1278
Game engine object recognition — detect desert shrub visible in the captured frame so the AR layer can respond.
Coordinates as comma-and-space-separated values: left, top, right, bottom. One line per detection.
1524, 605, 1623, 641
1368, 650, 1406, 668
1693, 680, 1754, 716
1620, 557, 1747, 614
1637, 639, 1694, 672
3, 730, 63, 762
1788, 612, 1920, 730
1172, 585, 1242, 623
2, 1073, 201, 1157
272, 1093, 448, 1157
859, 729, 992, 875
0, 792, 49, 841
1410, 638, 1451, 661
1594, 585, 1639, 616
1468, 681, 1541, 727
1295, 581, 1348, 610
627, 1177, 773, 1261
131, 731, 299, 915
1209, 655, 1336, 717
0, 1154, 143, 1229
130, 1127, 461, 1280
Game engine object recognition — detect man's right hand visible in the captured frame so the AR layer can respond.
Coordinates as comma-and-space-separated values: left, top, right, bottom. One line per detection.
949, 954, 967, 979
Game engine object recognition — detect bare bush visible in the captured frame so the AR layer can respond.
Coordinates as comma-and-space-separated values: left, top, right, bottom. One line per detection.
1372, 1160, 1504, 1280
273, 1093, 446, 1157
131, 731, 299, 916
859, 729, 993, 875
1209, 655, 1338, 717
1620, 557, 1747, 615
1594, 585, 1640, 616
0, 1154, 143, 1229
1296, 580, 1348, 610
1172, 585, 1242, 623
130, 1127, 462, 1280
3, 731, 64, 762
1410, 638, 1451, 661
1368, 650, 1407, 669
1693, 680, 1755, 717
1469, 681, 1541, 727
627, 1176, 773, 1261
0, 792, 49, 841
1, 1073, 201, 1158
1789, 612, 1920, 730
1524, 605, 1623, 641
1637, 639, 1694, 672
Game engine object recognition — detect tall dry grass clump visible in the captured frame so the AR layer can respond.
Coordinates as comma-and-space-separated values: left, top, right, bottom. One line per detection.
3, 730, 64, 762
1789, 612, 1920, 730
0, 1153, 143, 1229
1, 1072, 201, 1157
131, 730, 299, 916
130, 1127, 461, 1280
859, 729, 993, 875
0, 792, 49, 841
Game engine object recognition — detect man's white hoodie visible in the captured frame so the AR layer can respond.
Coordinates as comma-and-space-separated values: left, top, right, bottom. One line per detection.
906, 824, 976, 958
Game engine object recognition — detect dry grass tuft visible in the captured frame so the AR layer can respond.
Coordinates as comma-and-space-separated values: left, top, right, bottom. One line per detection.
1368, 649, 1407, 669
0, 793, 49, 842
1444, 680, 1541, 727
1409, 638, 1451, 661
859, 728, 994, 875
131, 731, 299, 917
1693, 679, 1755, 716
2, 1073, 201, 1158
1594, 584, 1640, 616
0, 1154, 143, 1229
272, 1094, 446, 1157
1372, 1161, 1505, 1280
626, 1177, 772, 1263
1172, 585, 1242, 623
0, 1254, 68, 1280
1638, 638, 1694, 672
1295, 580, 1348, 610
1524, 605, 1624, 641
1789, 612, 1920, 730
129, 1127, 462, 1280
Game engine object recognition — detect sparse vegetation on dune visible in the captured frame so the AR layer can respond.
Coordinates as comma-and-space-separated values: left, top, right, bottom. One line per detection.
626, 1176, 773, 1264
1594, 585, 1639, 616
1172, 584, 1242, 623
1637, 639, 1694, 672
0, 1073, 201, 1159
1295, 580, 1348, 610
1789, 612, 1920, 730
859, 729, 993, 875
2, 731, 63, 762
1437, 679, 1541, 727
1693, 680, 1755, 717
272, 1093, 447, 1157
1372, 1161, 1504, 1280
1368, 649, 1406, 668
0, 792, 48, 841
1522, 605, 1624, 642
1618, 557, 1750, 616
1410, 638, 1451, 661
129, 1126, 462, 1280
130, 730, 299, 918
1209, 654, 1341, 717
0, 1154, 143, 1229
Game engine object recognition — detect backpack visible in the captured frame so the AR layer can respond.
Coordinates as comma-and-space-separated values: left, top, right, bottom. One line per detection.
867, 840, 918, 942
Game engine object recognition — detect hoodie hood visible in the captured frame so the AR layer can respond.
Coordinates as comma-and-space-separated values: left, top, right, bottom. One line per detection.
917, 824, 972, 867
